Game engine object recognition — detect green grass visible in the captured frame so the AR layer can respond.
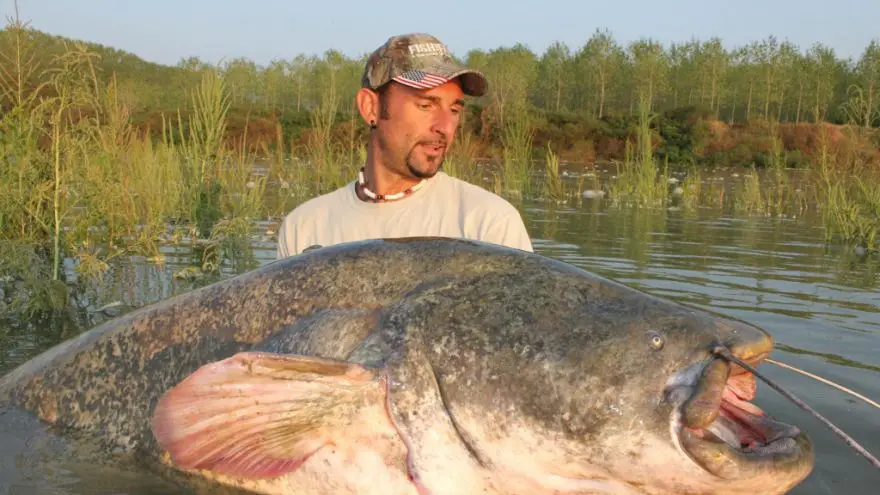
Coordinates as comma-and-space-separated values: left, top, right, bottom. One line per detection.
608, 92, 669, 208
541, 142, 567, 202
727, 121, 810, 218
678, 163, 702, 211
442, 126, 481, 184
733, 164, 766, 215
819, 168, 880, 250
0, 33, 268, 314
813, 121, 880, 250
499, 112, 534, 198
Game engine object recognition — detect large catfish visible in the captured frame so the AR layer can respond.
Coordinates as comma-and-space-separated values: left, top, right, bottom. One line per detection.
0, 237, 814, 494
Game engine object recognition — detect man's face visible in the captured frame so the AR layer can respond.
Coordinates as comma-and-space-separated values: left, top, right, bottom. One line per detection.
374, 80, 465, 179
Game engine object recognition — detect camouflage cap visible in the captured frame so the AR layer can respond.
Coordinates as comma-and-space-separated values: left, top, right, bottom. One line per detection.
361, 33, 488, 97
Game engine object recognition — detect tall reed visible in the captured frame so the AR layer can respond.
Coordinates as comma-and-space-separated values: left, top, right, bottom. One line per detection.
303, 75, 355, 196
815, 124, 880, 249
499, 111, 534, 197
763, 120, 799, 216
0, 33, 270, 314
443, 126, 480, 184
609, 92, 668, 207
542, 142, 566, 202
678, 163, 702, 210
733, 164, 765, 214
171, 69, 231, 238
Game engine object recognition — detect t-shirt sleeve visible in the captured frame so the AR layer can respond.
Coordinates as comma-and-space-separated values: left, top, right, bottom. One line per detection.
276, 214, 298, 259
485, 206, 533, 252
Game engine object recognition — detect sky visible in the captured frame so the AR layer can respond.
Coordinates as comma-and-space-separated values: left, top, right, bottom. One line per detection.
3, 0, 878, 67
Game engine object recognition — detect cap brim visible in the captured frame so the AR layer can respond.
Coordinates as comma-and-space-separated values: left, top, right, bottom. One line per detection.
391, 66, 487, 97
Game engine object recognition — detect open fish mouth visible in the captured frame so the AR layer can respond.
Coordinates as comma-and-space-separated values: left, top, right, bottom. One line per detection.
666, 355, 814, 481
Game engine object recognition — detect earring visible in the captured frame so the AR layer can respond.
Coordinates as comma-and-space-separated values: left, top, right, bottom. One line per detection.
369, 120, 376, 129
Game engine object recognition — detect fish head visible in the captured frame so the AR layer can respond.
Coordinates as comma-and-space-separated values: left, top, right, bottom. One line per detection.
657, 313, 816, 494
374, 262, 815, 495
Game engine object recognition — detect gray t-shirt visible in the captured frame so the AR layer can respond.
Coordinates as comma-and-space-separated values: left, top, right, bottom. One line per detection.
276, 171, 533, 258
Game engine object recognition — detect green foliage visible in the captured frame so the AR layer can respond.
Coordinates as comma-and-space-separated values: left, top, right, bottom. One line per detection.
816, 126, 880, 250
655, 105, 715, 164
541, 142, 566, 201
609, 94, 669, 207
0, 18, 267, 318
443, 125, 480, 184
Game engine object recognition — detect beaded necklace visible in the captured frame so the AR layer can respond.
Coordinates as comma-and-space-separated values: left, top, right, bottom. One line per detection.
357, 167, 426, 202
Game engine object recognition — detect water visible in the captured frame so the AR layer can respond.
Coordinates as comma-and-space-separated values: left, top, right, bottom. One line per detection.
1, 172, 879, 494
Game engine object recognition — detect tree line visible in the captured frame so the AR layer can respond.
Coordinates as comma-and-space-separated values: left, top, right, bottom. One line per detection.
183, 29, 880, 130
3, 27, 880, 128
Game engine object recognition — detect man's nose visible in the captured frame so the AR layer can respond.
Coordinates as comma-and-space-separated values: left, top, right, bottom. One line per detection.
432, 109, 458, 138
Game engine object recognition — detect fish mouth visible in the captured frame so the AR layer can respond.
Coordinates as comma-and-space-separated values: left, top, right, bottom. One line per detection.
666, 354, 814, 483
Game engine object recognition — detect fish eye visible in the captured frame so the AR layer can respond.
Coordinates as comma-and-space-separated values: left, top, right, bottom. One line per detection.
648, 332, 665, 351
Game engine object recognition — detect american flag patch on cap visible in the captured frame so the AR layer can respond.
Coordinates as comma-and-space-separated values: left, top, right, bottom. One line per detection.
392, 70, 449, 89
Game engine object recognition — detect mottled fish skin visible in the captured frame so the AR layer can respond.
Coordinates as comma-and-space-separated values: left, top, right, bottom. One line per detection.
0, 237, 813, 494
0, 239, 501, 454
0, 238, 544, 484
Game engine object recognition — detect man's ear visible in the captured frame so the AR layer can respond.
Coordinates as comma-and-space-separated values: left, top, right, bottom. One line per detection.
356, 88, 379, 127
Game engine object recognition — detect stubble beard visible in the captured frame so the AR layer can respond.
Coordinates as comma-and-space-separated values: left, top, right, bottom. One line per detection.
378, 132, 447, 180
405, 144, 447, 179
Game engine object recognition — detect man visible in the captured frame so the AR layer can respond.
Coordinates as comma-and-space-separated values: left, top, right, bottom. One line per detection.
276, 33, 533, 258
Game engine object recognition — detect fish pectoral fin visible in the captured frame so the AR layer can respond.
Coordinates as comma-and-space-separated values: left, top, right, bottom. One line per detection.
150, 351, 383, 479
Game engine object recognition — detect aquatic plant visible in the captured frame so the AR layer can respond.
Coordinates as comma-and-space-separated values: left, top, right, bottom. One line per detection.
732, 165, 766, 215
541, 142, 566, 202
816, 126, 880, 250
499, 110, 535, 198
0, 31, 261, 316
608, 92, 669, 207
678, 163, 702, 211
442, 124, 481, 184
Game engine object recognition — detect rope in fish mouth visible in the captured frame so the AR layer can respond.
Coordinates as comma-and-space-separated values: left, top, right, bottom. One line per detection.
710, 345, 880, 470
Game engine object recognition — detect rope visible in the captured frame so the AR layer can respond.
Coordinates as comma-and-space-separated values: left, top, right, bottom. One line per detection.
766, 358, 880, 411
